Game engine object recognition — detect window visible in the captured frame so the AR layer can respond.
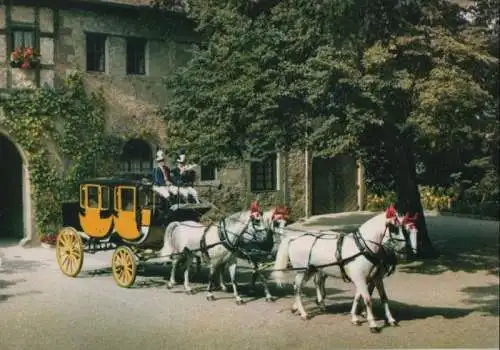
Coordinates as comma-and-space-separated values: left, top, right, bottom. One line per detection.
126, 38, 146, 75
87, 185, 99, 208
251, 154, 277, 192
120, 188, 135, 212
11, 28, 35, 49
101, 186, 110, 209
200, 164, 216, 181
120, 139, 152, 174
80, 186, 86, 207
86, 33, 106, 72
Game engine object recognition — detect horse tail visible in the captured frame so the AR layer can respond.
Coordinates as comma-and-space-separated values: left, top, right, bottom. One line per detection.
160, 221, 180, 260
272, 235, 292, 287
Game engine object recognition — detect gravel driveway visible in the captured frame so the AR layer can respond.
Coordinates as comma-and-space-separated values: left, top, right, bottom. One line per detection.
0, 213, 498, 349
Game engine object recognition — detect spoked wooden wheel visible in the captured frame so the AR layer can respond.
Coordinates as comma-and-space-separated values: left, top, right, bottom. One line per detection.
56, 227, 84, 277
111, 246, 137, 288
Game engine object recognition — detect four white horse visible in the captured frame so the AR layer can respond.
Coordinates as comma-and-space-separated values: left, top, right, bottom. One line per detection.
271, 205, 418, 332
160, 202, 278, 303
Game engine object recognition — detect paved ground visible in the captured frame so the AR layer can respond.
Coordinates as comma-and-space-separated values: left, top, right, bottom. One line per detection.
0, 212, 499, 349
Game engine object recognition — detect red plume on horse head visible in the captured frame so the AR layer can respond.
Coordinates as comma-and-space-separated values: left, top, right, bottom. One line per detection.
385, 204, 397, 219
250, 200, 262, 218
272, 205, 290, 221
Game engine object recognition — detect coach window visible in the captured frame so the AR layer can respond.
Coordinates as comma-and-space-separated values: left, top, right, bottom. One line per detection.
87, 185, 99, 208
121, 188, 135, 212
80, 186, 86, 207
101, 186, 110, 209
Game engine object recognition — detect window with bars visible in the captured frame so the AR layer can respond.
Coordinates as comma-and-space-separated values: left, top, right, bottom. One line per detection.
200, 164, 217, 181
120, 139, 152, 174
126, 38, 146, 75
11, 28, 35, 49
86, 33, 106, 72
250, 154, 277, 192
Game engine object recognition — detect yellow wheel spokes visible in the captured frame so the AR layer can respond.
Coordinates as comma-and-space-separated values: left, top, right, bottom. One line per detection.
56, 227, 84, 278
112, 246, 136, 288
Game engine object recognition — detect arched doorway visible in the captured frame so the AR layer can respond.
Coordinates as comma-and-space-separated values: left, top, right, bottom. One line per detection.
120, 139, 153, 176
0, 134, 24, 240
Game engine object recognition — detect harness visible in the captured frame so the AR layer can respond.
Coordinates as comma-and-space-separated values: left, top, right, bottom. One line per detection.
279, 229, 398, 283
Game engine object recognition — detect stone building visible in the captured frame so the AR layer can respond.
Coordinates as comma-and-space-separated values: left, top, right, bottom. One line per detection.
0, 0, 365, 245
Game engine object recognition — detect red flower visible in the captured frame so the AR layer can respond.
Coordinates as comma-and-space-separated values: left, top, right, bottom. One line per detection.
21, 62, 29, 69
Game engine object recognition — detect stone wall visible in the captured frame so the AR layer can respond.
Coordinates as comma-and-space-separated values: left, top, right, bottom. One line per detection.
55, 6, 194, 143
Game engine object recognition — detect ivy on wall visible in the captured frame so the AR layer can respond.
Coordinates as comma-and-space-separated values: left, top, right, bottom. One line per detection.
0, 72, 123, 239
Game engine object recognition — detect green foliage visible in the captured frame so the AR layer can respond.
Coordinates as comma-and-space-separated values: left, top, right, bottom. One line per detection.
0, 73, 120, 238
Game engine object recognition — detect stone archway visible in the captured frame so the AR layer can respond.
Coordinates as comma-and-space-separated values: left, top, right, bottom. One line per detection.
0, 130, 34, 246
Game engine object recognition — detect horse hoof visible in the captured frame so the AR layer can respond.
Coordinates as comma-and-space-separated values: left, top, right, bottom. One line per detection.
369, 327, 380, 334
291, 308, 298, 314
206, 295, 215, 301
185, 289, 194, 295
300, 314, 309, 321
265, 296, 275, 302
352, 320, 362, 326
315, 298, 320, 305
166, 283, 174, 290
235, 299, 245, 305
387, 321, 399, 327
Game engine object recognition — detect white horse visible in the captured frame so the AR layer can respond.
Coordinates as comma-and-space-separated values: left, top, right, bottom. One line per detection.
160, 205, 275, 303
272, 205, 418, 332
314, 211, 419, 323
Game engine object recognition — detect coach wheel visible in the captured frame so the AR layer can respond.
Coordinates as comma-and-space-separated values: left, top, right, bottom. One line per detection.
111, 246, 137, 288
56, 226, 84, 277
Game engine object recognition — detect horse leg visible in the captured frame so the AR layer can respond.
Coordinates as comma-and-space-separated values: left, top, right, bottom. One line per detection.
252, 262, 274, 302
167, 257, 179, 289
206, 264, 216, 301
219, 266, 227, 292
356, 281, 375, 317
353, 278, 379, 333
375, 278, 398, 326
228, 258, 244, 305
293, 271, 312, 320
183, 252, 194, 294
350, 292, 364, 326
314, 272, 326, 311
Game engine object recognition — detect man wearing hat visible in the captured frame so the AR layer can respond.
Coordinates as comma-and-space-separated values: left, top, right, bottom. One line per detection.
152, 149, 178, 200
170, 149, 201, 204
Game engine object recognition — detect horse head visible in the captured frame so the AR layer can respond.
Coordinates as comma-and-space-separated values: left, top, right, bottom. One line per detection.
248, 200, 267, 235
270, 205, 289, 231
382, 204, 419, 258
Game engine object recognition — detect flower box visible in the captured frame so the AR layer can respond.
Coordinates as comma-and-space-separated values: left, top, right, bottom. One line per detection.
9, 47, 41, 70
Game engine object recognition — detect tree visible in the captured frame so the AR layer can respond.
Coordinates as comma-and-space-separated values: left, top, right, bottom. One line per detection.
156, 0, 498, 258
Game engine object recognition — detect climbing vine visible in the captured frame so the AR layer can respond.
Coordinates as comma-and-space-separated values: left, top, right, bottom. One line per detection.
0, 72, 122, 239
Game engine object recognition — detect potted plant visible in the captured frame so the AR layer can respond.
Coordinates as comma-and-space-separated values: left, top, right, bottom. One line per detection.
9, 47, 41, 69
40, 233, 58, 248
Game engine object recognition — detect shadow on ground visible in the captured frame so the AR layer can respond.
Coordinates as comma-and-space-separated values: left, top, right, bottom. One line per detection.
460, 284, 499, 317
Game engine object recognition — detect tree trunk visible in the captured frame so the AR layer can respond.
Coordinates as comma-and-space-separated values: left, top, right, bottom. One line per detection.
394, 138, 439, 259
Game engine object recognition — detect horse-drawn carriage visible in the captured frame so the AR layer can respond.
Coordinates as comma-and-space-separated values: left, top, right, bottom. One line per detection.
56, 176, 213, 288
